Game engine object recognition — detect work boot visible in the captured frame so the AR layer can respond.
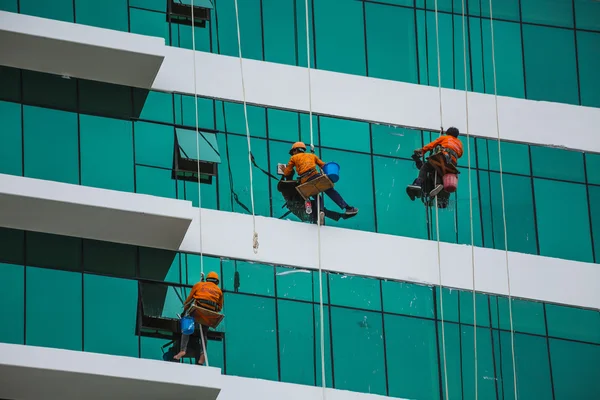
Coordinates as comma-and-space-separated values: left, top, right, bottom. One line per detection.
429, 184, 444, 198
406, 178, 423, 201
345, 207, 359, 217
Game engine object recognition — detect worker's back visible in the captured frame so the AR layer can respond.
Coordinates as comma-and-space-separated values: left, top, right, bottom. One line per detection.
438, 135, 463, 158
190, 281, 223, 312
288, 153, 324, 176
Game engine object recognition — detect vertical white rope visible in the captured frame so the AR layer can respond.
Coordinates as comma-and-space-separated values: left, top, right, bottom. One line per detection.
487, 0, 518, 398
190, 0, 209, 367
460, 0, 478, 397
232, 0, 259, 254
433, 2, 449, 399
303, 1, 325, 397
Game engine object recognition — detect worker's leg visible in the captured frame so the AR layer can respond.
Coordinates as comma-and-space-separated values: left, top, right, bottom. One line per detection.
197, 324, 209, 365
407, 163, 434, 201
323, 187, 358, 216
174, 331, 191, 360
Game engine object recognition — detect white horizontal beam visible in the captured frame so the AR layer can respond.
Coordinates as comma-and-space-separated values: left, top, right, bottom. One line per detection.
181, 208, 600, 310
0, 11, 165, 88
0, 173, 194, 251
0, 343, 222, 400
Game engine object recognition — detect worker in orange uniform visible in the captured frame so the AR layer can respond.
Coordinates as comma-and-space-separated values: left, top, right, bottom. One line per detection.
406, 127, 464, 200
174, 271, 223, 365
283, 142, 358, 218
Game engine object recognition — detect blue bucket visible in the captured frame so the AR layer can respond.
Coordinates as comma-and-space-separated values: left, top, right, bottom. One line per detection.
180, 316, 195, 335
323, 162, 340, 183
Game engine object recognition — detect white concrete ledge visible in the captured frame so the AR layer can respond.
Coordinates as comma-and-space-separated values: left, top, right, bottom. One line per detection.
0, 173, 194, 250
0, 10, 165, 88
0, 343, 222, 400
181, 208, 600, 310
153, 46, 600, 154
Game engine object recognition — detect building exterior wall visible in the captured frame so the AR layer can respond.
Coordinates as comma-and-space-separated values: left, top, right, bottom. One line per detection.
0, 1, 599, 400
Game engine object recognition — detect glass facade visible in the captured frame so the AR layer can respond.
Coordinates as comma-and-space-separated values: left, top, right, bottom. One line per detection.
2, 0, 600, 108
0, 230, 599, 399
0, 68, 599, 264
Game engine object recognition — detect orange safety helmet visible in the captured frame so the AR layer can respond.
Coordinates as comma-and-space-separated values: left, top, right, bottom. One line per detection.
206, 271, 220, 284
289, 141, 307, 155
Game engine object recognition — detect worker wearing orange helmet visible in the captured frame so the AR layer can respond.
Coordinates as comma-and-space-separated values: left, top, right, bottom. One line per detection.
283, 142, 358, 217
174, 271, 223, 365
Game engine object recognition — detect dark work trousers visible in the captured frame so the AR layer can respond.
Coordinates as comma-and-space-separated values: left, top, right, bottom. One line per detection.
307, 174, 349, 210
417, 162, 436, 184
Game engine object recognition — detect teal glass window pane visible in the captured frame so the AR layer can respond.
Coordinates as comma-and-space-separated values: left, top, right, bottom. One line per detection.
453, 14, 473, 91
436, 287, 459, 323
365, 3, 417, 83
461, 326, 498, 399
300, 113, 319, 145
26, 232, 81, 272
521, 0, 573, 27
135, 166, 176, 198
136, 91, 174, 124
223, 103, 267, 138
0, 0, 17, 12
456, 166, 484, 247
577, 31, 600, 108
534, 178, 593, 262
314, 304, 333, 387
221, 134, 270, 217
215, 0, 263, 60
459, 292, 490, 327
140, 247, 180, 282
313, 271, 330, 305
498, 332, 554, 400
488, 140, 531, 176
476, 138, 489, 170
456, 136, 476, 169
492, 296, 546, 335
546, 304, 600, 344
424, 11, 454, 89
371, 125, 422, 158
319, 117, 370, 153
130, 0, 165, 12
586, 153, 600, 185
23, 106, 79, 184
75, 0, 128, 31
275, 266, 313, 302
531, 146, 585, 182
129, 8, 169, 42
0, 101, 22, 176
78, 80, 132, 119
174, 95, 215, 130
295, 0, 316, 69
0, 66, 21, 103
82, 240, 136, 278
222, 293, 278, 380
480, 172, 537, 255
222, 260, 274, 296
314, 0, 366, 76
0, 228, 24, 265
320, 149, 375, 231
416, 10, 429, 85
267, 109, 299, 142
549, 339, 600, 400
269, 140, 299, 219
84, 275, 139, 357
262, 0, 296, 65
181, 254, 220, 285
330, 307, 386, 395
171, 23, 211, 52
20, 0, 73, 22
373, 156, 429, 239
80, 115, 134, 192
589, 185, 600, 262
0, 263, 24, 344
523, 25, 578, 105
277, 300, 315, 386
468, 17, 485, 93
177, 179, 217, 209
134, 121, 174, 169
437, 322, 463, 400
480, 0, 520, 21
176, 128, 221, 163
385, 315, 439, 399
26, 267, 82, 350
328, 273, 381, 311
418, 0, 452, 12
482, 20, 525, 98
381, 281, 434, 318
575, 0, 600, 31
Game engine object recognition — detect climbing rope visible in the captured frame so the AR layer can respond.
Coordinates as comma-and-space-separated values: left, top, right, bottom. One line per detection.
488, 0, 518, 397
459, 0, 478, 397
190, 0, 209, 367
303, 0, 326, 397
432, 2, 450, 399
233, 0, 260, 254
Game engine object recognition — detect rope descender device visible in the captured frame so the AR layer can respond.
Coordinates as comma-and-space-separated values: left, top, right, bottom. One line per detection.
252, 232, 259, 254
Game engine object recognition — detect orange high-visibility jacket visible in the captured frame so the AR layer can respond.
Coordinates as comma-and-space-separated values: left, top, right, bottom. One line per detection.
421, 135, 464, 163
184, 281, 223, 325
283, 153, 325, 182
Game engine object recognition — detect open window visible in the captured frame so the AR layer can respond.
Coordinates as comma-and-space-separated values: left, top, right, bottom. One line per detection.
167, 0, 213, 28
173, 128, 221, 184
